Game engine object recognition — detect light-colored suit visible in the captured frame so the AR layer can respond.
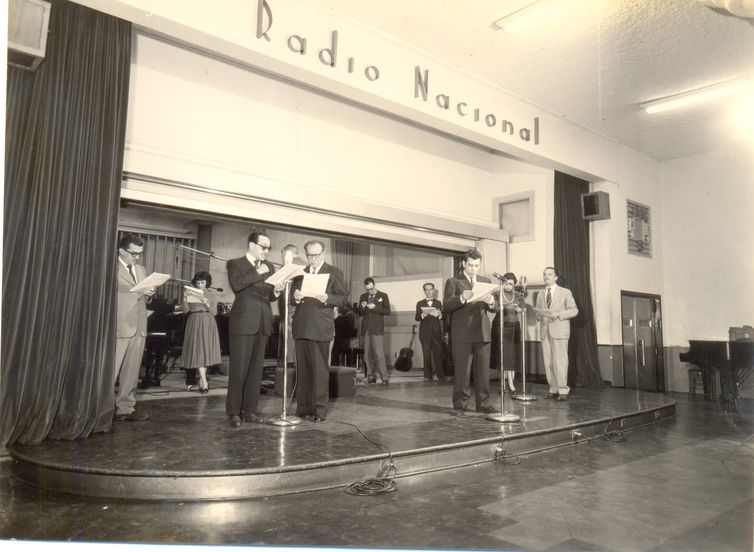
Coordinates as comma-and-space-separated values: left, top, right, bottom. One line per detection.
114, 261, 148, 415
536, 285, 578, 395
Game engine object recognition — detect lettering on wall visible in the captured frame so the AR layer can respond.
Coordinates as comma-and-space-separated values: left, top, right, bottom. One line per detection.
255, 0, 540, 146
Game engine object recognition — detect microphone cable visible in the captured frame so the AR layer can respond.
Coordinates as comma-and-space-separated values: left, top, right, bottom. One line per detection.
332, 421, 398, 496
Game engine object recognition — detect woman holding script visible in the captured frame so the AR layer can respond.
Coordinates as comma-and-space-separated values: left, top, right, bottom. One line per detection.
181, 271, 221, 394
490, 272, 525, 393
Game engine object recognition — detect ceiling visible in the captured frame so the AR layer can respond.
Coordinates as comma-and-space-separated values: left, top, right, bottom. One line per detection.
314, 0, 754, 162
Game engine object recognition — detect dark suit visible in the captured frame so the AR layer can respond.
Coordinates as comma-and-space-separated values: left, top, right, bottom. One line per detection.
290, 263, 347, 418
114, 260, 148, 415
357, 290, 391, 382
226, 255, 278, 417
415, 298, 445, 379
443, 274, 497, 410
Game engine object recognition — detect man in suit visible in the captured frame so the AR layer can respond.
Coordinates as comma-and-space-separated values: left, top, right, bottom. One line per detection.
415, 282, 446, 382
535, 266, 579, 400
226, 230, 286, 428
357, 277, 391, 384
291, 240, 347, 421
443, 249, 499, 413
114, 234, 153, 422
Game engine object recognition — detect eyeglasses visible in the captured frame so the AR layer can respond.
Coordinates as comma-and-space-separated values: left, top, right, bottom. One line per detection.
306, 251, 323, 258
255, 243, 271, 251
123, 249, 142, 258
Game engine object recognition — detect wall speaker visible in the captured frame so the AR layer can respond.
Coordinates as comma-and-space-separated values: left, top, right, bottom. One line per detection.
581, 191, 610, 221
8, 0, 51, 71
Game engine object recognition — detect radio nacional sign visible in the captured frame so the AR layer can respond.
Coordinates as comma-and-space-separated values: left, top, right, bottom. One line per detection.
254, 0, 541, 147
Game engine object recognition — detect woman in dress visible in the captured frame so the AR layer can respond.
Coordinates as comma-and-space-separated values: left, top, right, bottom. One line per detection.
181, 271, 221, 394
490, 272, 526, 392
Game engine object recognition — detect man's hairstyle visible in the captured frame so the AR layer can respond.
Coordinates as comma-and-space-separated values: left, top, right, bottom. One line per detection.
119, 234, 144, 250
191, 271, 213, 287
364, 277, 375, 286
247, 229, 270, 246
423, 282, 435, 290
304, 239, 325, 254
544, 266, 559, 277
463, 249, 482, 262
282, 243, 299, 253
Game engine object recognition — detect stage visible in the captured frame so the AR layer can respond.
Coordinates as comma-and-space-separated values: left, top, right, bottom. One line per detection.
8, 374, 675, 501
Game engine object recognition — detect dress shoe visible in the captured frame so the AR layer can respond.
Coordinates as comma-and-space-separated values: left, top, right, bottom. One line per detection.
544, 393, 558, 399
476, 405, 500, 414
382, 380, 390, 385
453, 404, 470, 412
228, 416, 241, 428
199, 384, 209, 395
312, 415, 326, 422
367, 377, 376, 384
243, 413, 268, 423
114, 410, 149, 422
556, 394, 569, 401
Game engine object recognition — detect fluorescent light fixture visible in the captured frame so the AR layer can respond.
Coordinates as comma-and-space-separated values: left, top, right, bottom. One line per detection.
641, 78, 748, 114
491, 0, 545, 33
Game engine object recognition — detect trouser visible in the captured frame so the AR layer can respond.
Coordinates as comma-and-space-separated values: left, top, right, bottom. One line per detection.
295, 339, 331, 418
114, 334, 146, 415
363, 332, 388, 381
420, 334, 445, 379
542, 335, 570, 395
227, 332, 266, 416
451, 341, 491, 409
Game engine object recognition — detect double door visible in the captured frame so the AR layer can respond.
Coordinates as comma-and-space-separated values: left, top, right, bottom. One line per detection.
621, 292, 664, 392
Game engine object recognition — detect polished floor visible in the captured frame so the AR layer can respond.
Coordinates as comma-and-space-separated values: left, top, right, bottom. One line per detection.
1, 381, 752, 551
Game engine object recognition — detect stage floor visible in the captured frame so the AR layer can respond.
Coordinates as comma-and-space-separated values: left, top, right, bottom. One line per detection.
8, 376, 675, 501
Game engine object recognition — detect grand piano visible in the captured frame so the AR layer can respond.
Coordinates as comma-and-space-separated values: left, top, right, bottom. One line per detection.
680, 326, 754, 406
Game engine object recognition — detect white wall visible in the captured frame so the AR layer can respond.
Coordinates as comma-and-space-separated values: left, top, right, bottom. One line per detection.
660, 147, 754, 345
592, 145, 663, 346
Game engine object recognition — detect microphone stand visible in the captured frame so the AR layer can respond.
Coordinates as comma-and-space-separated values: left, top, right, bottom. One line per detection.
178, 244, 228, 262
487, 281, 520, 423
514, 276, 536, 402
268, 278, 301, 427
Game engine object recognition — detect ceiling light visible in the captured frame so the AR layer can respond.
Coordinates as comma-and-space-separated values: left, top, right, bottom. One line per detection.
640, 78, 749, 114
491, 0, 546, 33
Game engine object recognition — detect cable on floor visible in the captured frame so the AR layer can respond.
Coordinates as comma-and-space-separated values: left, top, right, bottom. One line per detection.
332, 421, 399, 496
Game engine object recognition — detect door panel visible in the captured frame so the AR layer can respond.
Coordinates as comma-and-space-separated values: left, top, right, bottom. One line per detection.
621, 293, 664, 392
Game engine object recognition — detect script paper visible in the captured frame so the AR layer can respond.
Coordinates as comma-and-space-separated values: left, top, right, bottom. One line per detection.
265, 263, 306, 287
421, 307, 441, 316
300, 273, 329, 298
130, 272, 171, 293
184, 286, 204, 304
469, 282, 499, 303
534, 308, 557, 318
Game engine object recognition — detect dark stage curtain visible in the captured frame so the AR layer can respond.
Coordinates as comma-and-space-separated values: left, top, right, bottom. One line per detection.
2, 1, 131, 446
554, 172, 604, 389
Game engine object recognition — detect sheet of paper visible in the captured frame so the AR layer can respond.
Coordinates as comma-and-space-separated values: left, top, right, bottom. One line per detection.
300, 273, 329, 298
129, 272, 171, 293
533, 307, 556, 318
469, 281, 499, 303
184, 285, 203, 296
265, 263, 306, 287
421, 306, 440, 316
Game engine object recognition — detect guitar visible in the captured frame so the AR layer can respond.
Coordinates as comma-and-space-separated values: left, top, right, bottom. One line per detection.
394, 325, 417, 372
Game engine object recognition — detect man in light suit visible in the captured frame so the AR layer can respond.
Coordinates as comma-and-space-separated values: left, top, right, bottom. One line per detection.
357, 277, 391, 384
535, 266, 579, 400
415, 282, 445, 382
114, 234, 153, 421
291, 240, 347, 421
226, 230, 285, 428
443, 249, 499, 413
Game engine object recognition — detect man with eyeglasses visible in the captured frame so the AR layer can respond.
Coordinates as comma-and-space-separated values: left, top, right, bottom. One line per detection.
290, 240, 347, 422
114, 234, 153, 422
226, 230, 286, 428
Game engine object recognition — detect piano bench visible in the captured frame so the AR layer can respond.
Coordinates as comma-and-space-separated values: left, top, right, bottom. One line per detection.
688, 367, 716, 400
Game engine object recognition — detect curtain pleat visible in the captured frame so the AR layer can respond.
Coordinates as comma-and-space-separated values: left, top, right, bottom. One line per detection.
553, 172, 604, 388
2, 0, 131, 445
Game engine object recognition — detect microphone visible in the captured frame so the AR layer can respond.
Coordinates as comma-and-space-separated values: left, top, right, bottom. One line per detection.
209, 287, 224, 292
492, 272, 507, 281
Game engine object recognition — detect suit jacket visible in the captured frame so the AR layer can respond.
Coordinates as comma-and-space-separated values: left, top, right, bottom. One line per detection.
535, 285, 578, 339
443, 274, 497, 343
116, 261, 149, 338
290, 263, 347, 342
357, 290, 391, 335
415, 298, 443, 340
227, 256, 278, 336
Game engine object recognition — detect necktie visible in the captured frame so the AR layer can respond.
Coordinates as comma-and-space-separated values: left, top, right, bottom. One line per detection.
127, 264, 137, 284
546, 288, 552, 309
